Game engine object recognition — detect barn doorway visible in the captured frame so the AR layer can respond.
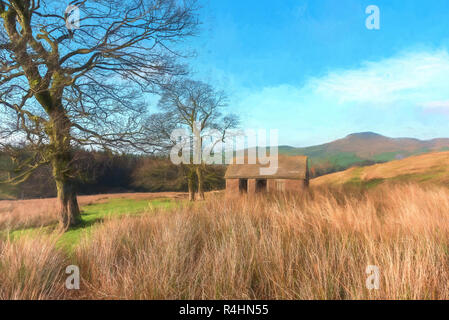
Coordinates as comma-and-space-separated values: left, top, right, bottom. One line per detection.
239, 179, 248, 193
256, 179, 267, 193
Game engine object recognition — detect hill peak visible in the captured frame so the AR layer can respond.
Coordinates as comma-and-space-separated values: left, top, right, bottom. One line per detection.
345, 132, 385, 139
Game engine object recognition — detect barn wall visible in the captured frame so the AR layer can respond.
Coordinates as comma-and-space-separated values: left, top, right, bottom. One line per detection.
266, 179, 303, 193
285, 179, 306, 193
248, 179, 256, 194
226, 179, 239, 196
227, 178, 308, 196
267, 179, 276, 192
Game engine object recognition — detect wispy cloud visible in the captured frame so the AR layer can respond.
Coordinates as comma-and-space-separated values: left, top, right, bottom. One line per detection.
421, 100, 449, 115
308, 49, 449, 105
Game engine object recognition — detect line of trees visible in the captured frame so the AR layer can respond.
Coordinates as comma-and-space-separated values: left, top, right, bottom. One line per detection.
0, 149, 226, 200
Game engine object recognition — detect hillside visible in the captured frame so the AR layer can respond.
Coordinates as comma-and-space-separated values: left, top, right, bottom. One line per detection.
279, 132, 449, 176
311, 151, 449, 188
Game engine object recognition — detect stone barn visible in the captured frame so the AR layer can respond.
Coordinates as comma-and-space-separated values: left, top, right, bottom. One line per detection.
225, 155, 309, 195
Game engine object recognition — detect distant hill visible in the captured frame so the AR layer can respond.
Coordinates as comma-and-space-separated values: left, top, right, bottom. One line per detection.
311, 151, 449, 188
278, 132, 449, 176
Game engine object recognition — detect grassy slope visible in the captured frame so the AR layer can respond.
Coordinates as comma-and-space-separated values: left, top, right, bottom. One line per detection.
311, 151, 449, 188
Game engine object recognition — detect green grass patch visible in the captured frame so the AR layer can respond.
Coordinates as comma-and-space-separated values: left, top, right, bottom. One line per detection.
345, 167, 364, 185
388, 170, 448, 184
373, 152, 404, 162
81, 198, 174, 221
363, 178, 385, 188
343, 167, 384, 189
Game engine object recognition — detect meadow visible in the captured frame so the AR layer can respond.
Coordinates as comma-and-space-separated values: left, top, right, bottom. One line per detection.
1, 183, 449, 299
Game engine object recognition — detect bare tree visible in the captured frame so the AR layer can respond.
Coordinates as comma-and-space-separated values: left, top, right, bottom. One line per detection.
158, 78, 238, 201
0, 0, 198, 229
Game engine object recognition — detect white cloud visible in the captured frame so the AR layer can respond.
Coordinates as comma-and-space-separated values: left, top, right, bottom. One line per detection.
308, 49, 449, 105
421, 100, 449, 114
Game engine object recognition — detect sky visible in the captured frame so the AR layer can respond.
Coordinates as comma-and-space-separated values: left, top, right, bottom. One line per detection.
186, 0, 449, 147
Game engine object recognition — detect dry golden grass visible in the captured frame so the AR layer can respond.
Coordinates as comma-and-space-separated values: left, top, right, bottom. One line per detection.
362, 151, 449, 181
312, 151, 449, 187
0, 235, 69, 300
75, 184, 449, 299
0, 198, 60, 230
1, 184, 449, 299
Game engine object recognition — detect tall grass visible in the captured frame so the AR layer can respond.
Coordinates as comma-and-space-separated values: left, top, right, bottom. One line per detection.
1, 184, 449, 299
75, 184, 449, 299
0, 235, 68, 299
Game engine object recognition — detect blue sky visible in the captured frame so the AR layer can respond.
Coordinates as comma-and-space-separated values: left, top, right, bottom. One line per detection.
186, 0, 449, 147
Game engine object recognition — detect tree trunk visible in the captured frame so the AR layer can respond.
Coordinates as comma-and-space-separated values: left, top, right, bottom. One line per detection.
188, 174, 195, 201
196, 166, 205, 201
48, 104, 81, 230
55, 177, 81, 230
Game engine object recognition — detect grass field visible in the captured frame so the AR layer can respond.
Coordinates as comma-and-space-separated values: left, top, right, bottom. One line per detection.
1, 182, 449, 299
0, 193, 184, 253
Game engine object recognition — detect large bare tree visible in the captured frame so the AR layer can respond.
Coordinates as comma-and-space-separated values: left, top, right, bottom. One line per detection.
0, 0, 198, 229
158, 79, 238, 201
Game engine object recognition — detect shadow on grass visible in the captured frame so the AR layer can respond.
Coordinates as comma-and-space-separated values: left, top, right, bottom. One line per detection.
70, 215, 104, 231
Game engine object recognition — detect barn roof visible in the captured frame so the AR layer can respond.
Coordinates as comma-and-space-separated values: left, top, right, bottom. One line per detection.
225, 155, 309, 180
